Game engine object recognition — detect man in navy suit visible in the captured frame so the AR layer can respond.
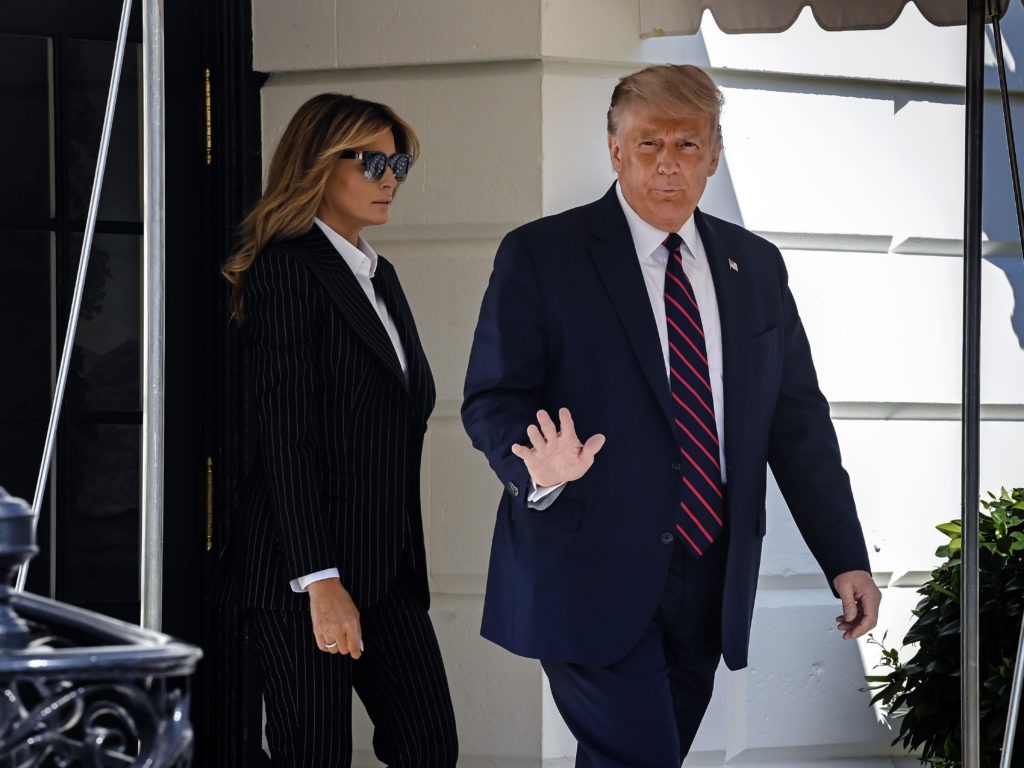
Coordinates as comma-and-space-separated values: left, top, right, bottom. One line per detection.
462, 64, 881, 767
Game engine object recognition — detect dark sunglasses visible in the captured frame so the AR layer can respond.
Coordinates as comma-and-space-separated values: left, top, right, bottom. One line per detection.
338, 150, 412, 183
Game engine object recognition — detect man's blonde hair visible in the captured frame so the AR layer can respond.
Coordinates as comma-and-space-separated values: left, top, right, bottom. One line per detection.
607, 64, 724, 148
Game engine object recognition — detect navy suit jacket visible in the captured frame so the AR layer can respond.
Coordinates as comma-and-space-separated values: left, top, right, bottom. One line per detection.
462, 185, 870, 670
217, 227, 436, 612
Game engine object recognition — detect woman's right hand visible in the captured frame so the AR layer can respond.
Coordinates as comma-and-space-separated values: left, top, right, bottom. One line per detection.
308, 577, 362, 658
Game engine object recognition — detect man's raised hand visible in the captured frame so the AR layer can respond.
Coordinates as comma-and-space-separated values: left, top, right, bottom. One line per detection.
510, 408, 606, 488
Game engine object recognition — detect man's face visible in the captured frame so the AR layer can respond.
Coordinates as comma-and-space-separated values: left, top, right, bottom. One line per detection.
608, 107, 721, 232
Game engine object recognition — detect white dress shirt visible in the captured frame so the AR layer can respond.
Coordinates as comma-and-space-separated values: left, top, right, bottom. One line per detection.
291, 219, 410, 592
314, 218, 409, 378
529, 183, 727, 508
615, 184, 727, 481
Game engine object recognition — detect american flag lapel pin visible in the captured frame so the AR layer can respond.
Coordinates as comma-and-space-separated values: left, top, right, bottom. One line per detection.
728, 259, 739, 272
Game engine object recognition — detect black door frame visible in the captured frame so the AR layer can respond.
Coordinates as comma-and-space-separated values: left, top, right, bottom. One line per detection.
196, 1, 268, 764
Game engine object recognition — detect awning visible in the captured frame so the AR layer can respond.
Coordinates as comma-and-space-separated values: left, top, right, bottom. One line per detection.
639, 0, 1010, 36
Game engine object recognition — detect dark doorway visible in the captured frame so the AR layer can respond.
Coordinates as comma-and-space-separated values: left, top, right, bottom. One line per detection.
0, 0, 151, 623
0, 1, 263, 764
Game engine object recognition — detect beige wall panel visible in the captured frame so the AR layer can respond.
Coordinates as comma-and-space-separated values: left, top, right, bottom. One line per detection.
422, 415, 503, 593
253, 0, 337, 72
376, 238, 499, 407
333, 0, 541, 67
254, 0, 542, 72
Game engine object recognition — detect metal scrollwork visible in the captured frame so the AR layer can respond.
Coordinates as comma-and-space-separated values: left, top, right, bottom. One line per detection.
0, 489, 202, 767
0, 680, 189, 767
0, 601, 201, 767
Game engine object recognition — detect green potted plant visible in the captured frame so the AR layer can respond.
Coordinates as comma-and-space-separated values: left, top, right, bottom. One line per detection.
866, 487, 1024, 767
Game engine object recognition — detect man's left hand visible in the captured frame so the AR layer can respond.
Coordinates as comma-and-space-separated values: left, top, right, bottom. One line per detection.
833, 569, 881, 640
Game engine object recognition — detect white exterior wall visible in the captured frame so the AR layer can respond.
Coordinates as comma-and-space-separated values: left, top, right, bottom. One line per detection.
250, 2, 1024, 765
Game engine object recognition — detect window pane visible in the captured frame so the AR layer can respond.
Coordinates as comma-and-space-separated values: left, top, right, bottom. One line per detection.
0, 35, 53, 219
57, 422, 139, 617
64, 38, 141, 223
0, 229, 53, 413
64, 232, 140, 412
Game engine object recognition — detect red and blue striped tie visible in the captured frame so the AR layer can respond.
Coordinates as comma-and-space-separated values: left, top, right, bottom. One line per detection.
663, 233, 724, 556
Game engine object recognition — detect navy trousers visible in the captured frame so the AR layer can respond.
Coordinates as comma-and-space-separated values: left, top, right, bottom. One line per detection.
249, 579, 458, 768
542, 536, 728, 768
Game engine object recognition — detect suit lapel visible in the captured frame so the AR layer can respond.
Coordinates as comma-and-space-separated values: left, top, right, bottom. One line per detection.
695, 209, 749, 476
291, 228, 407, 387
588, 186, 674, 425
374, 257, 436, 413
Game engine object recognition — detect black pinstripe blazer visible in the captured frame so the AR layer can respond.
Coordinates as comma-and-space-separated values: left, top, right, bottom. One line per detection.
218, 226, 436, 612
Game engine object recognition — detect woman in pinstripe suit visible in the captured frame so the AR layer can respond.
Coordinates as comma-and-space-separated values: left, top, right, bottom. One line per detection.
218, 94, 458, 768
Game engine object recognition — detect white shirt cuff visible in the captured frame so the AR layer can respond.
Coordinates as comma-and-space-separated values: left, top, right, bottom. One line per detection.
290, 567, 341, 593
528, 480, 567, 510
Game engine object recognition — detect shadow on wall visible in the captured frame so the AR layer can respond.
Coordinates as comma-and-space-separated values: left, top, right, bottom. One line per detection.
982, 2, 1024, 348
985, 3, 1024, 92
990, 256, 1024, 349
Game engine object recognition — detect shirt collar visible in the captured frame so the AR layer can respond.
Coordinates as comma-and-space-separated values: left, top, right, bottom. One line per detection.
614, 181, 699, 260
313, 217, 379, 278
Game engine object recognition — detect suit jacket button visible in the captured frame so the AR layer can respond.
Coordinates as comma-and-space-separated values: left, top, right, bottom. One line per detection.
661, 532, 674, 544
507, 481, 520, 497
671, 461, 682, 471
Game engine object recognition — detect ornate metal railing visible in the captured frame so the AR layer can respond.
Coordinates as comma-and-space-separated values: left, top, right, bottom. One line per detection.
0, 488, 202, 767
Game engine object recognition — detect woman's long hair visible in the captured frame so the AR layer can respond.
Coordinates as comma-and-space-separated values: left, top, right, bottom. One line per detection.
222, 93, 419, 322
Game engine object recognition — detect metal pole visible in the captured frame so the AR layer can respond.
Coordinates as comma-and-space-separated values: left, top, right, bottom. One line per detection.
141, 0, 166, 632
961, 1, 985, 766
14, 0, 134, 593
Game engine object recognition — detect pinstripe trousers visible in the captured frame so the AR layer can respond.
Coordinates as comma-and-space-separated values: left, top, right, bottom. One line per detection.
249, 578, 458, 768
